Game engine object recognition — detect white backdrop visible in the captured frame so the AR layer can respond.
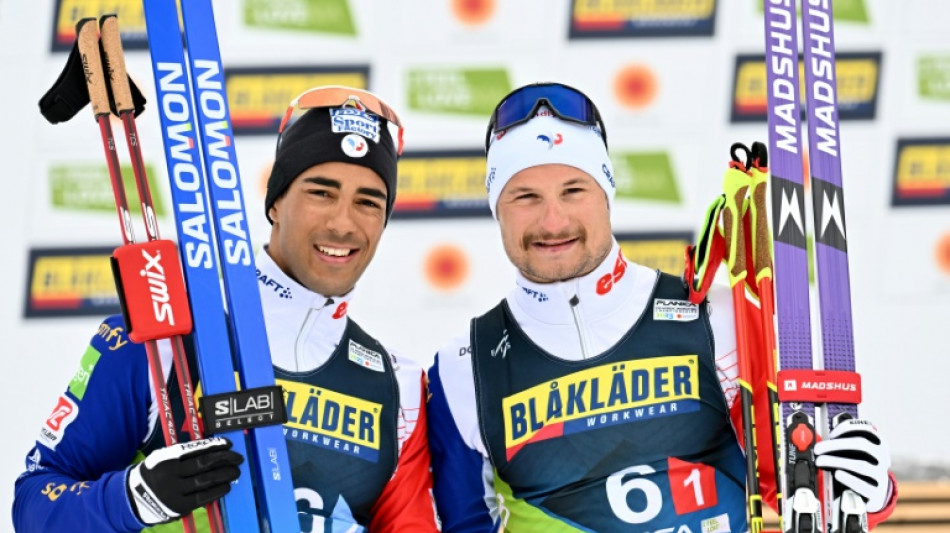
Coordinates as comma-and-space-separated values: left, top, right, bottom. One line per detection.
2, 1, 949, 530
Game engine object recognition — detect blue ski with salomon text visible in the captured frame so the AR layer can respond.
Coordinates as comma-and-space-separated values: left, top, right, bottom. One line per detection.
144, 0, 299, 531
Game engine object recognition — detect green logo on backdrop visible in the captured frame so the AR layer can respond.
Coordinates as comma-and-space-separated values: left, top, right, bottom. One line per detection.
50, 163, 166, 216
919, 55, 950, 100
611, 152, 681, 204
244, 0, 356, 36
833, 0, 869, 23
408, 68, 511, 116
756, 0, 868, 23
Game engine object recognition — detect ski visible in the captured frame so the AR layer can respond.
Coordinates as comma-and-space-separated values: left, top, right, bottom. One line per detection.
760, 1, 824, 533
144, 0, 299, 531
799, 1, 867, 532
763, 1, 867, 532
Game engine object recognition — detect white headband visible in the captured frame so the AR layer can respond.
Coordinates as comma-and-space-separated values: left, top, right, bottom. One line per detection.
485, 111, 615, 218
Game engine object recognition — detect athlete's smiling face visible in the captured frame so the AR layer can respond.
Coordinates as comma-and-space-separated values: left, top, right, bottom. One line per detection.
496, 164, 613, 283
267, 161, 387, 297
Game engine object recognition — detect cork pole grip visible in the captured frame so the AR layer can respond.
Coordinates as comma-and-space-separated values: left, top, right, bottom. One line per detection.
76, 18, 109, 117
751, 176, 772, 279
99, 15, 134, 114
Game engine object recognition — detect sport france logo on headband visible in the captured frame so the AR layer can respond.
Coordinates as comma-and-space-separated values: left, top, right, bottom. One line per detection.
331, 108, 381, 143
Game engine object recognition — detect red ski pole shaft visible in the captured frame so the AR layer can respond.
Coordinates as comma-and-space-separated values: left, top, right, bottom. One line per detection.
723, 163, 764, 533
750, 153, 785, 533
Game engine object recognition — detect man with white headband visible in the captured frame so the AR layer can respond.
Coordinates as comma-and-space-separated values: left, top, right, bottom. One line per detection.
426, 82, 897, 532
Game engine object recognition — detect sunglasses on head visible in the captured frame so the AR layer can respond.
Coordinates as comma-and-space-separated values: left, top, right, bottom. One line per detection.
485, 82, 607, 152
276, 85, 405, 156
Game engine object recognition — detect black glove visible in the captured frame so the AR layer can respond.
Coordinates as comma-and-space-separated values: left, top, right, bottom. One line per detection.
126, 436, 243, 525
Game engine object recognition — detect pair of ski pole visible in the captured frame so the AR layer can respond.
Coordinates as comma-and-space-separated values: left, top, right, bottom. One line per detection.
74, 14, 223, 533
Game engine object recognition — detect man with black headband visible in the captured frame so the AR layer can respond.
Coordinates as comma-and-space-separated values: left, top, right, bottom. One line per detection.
14, 88, 439, 532
426, 82, 897, 532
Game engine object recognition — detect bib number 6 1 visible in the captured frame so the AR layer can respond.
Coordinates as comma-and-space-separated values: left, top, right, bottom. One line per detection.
606, 461, 714, 523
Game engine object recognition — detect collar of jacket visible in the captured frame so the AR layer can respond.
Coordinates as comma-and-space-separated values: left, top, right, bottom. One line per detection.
509, 239, 638, 326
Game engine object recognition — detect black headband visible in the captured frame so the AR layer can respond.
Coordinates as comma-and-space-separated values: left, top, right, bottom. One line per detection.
265, 107, 398, 223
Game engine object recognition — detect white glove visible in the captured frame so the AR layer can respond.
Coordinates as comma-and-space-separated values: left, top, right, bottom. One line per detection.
814, 418, 891, 513
126, 437, 243, 525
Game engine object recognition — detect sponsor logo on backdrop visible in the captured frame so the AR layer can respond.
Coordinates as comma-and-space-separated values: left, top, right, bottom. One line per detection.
610, 151, 681, 204
614, 64, 658, 110
757, 0, 870, 23
23, 247, 120, 318
918, 54, 950, 101
244, 0, 356, 35
50, 163, 166, 215
451, 0, 496, 25
424, 244, 470, 291
225, 66, 369, 135
938, 233, 950, 275
615, 231, 693, 276
394, 150, 489, 218
569, 0, 716, 39
731, 52, 882, 123
52, 0, 148, 52
407, 67, 511, 116
891, 138, 950, 206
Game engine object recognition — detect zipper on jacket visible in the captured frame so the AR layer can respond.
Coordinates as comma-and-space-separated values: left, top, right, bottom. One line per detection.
569, 295, 592, 359
293, 297, 334, 371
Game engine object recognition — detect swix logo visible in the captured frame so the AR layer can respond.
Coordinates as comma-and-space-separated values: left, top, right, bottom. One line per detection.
332, 302, 348, 319
491, 330, 511, 358
157, 61, 213, 270
596, 250, 627, 295
194, 59, 251, 267
257, 270, 292, 299
140, 249, 176, 326
486, 167, 497, 191
536, 133, 563, 149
